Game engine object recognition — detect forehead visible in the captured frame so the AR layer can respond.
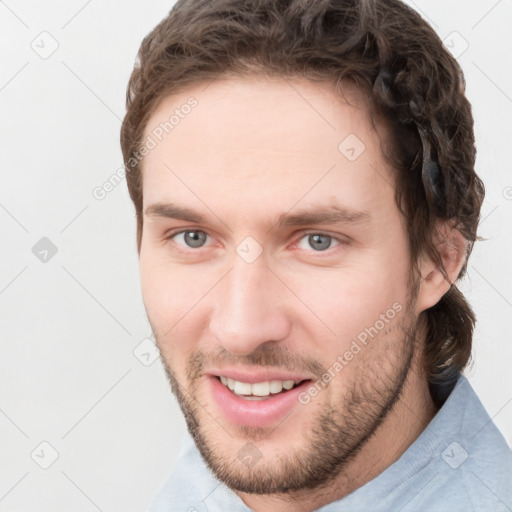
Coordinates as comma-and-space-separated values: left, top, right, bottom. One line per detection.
140, 76, 394, 228
143, 76, 375, 158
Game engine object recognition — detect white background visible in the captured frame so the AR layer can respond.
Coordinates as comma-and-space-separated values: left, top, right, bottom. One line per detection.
1, 0, 511, 510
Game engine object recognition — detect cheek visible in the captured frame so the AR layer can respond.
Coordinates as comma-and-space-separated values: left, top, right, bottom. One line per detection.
288, 250, 410, 351
340, 233, 411, 324
139, 264, 196, 377
139, 255, 218, 343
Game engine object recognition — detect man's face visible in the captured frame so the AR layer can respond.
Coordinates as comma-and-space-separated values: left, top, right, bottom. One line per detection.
139, 76, 422, 493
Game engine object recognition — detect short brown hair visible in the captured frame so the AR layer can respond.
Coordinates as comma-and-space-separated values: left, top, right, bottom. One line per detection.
120, 0, 485, 406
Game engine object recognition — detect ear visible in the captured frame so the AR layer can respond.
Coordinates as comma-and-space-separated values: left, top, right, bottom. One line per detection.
414, 219, 468, 315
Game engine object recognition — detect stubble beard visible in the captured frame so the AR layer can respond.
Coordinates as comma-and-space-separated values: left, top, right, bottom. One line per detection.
156, 286, 421, 495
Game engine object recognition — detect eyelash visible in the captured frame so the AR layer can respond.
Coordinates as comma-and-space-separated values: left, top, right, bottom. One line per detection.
164, 229, 348, 255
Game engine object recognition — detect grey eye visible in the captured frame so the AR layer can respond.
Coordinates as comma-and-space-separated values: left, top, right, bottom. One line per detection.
182, 230, 208, 248
307, 234, 333, 251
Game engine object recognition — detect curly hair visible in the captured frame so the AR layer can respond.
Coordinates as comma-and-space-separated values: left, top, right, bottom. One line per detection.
120, 0, 485, 407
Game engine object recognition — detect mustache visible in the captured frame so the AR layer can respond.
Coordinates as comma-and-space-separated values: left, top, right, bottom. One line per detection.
186, 345, 328, 381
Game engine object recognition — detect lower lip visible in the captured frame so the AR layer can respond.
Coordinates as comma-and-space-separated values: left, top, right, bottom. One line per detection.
209, 376, 312, 428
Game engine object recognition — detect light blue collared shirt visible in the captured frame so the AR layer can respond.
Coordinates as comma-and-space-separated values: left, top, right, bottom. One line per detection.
149, 375, 512, 511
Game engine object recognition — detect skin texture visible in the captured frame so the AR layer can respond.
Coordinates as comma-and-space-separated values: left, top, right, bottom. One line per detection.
138, 76, 467, 512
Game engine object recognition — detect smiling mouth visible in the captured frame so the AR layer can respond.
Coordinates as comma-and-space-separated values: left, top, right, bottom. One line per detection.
216, 375, 310, 400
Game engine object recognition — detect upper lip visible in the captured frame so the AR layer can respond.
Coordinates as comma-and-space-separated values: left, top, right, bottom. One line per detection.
208, 367, 315, 384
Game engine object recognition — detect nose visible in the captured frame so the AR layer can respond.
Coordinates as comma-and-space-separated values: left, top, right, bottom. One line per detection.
208, 255, 292, 356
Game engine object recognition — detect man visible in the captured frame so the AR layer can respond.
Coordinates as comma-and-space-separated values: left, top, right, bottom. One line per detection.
120, 0, 512, 510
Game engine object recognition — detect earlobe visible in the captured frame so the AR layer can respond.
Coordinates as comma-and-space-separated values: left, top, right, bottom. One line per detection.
414, 220, 468, 315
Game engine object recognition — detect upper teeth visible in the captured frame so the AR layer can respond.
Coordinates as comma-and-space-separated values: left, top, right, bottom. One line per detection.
219, 376, 299, 396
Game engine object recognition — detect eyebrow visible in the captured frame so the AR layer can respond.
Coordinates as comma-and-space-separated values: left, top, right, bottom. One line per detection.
145, 203, 207, 223
275, 206, 371, 228
144, 202, 371, 228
